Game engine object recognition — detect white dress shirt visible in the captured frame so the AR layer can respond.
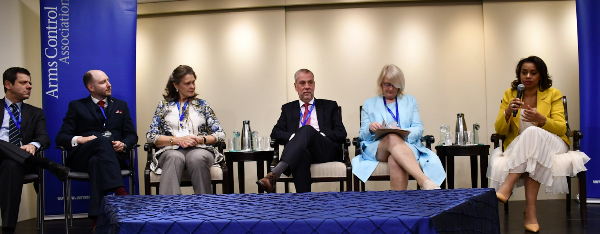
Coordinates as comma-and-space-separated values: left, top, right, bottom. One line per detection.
0, 97, 41, 148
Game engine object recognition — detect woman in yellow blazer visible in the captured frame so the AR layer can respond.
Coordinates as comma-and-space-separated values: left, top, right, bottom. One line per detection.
487, 56, 589, 233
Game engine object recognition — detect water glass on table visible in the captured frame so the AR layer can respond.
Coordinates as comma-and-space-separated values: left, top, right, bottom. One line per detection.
465, 131, 474, 145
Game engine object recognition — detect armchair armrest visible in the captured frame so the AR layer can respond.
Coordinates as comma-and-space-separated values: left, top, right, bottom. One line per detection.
420, 135, 435, 149
270, 139, 279, 170
566, 130, 582, 151
343, 138, 351, 165
56, 146, 67, 165
352, 137, 361, 158
491, 134, 505, 149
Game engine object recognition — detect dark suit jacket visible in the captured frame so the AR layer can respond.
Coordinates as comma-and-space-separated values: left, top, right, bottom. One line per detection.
0, 98, 50, 149
55, 96, 138, 160
271, 98, 347, 145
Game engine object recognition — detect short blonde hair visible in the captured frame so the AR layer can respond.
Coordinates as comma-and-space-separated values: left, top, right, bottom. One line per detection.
377, 64, 405, 97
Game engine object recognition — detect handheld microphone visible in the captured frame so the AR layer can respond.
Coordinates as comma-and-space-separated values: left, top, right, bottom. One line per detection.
513, 84, 525, 117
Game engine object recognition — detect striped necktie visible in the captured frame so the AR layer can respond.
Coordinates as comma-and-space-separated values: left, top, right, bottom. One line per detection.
8, 104, 21, 146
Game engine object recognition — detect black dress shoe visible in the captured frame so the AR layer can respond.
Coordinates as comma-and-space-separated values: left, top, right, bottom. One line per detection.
2, 227, 15, 234
48, 162, 70, 181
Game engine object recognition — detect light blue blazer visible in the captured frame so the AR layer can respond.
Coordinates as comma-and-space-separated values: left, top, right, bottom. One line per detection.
351, 95, 446, 185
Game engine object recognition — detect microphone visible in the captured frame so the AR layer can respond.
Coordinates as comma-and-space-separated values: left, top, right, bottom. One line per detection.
513, 84, 525, 117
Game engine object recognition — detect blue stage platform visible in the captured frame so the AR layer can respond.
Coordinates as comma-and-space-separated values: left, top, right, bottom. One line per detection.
96, 188, 499, 234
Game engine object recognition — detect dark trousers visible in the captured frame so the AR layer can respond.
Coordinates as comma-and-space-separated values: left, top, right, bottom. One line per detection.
0, 141, 34, 229
67, 137, 124, 217
281, 126, 342, 193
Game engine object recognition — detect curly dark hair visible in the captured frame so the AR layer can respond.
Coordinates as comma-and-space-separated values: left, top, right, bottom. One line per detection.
511, 56, 552, 92
163, 65, 198, 101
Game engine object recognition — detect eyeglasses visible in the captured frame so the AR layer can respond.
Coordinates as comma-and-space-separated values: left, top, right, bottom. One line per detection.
382, 83, 394, 88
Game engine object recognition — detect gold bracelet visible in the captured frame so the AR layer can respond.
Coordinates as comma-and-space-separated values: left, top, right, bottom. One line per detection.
170, 136, 174, 146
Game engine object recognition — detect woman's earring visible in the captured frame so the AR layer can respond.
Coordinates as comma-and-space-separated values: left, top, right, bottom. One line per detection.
176, 88, 179, 92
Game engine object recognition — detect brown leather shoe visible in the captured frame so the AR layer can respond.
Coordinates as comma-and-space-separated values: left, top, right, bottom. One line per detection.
256, 172, 276, 193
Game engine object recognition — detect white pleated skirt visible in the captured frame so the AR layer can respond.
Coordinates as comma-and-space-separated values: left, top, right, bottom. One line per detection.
487, 127, 590, 194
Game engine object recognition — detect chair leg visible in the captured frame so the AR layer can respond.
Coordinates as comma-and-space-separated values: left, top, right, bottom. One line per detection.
566, 176, 572, 213
579, 172, 588, 227
340, 181, 344, 192
68, 180, 73, 227
37, 180, 41, 232
64, 179, 69, 234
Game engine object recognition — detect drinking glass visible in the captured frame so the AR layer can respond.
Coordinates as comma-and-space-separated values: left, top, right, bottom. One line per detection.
465, 131, 474, 145
444, 132, 453, 146
233, 131, 241, 151
439, 125, 449, 146
227, 138, 235, 151
263, 137, 272, 151
257, 137, 264, 151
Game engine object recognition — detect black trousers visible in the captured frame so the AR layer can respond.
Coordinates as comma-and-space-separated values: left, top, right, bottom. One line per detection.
281, 126, 342, 193
67, 137, 124, 217
0, 140, 34, 229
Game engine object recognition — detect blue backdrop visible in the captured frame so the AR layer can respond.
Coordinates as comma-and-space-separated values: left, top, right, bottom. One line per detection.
576, 0, 600, 200
39, 0, 137, 216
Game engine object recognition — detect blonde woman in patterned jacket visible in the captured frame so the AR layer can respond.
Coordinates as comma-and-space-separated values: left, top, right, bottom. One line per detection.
146, 65, 225, 195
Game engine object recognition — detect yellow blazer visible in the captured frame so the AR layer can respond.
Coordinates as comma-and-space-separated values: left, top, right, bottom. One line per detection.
494, 87, 569, 149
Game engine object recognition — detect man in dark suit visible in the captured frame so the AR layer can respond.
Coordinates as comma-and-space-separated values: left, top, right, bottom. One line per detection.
257, 69, 347, 193
0, 67, 70, 234
56, 70, 137, 226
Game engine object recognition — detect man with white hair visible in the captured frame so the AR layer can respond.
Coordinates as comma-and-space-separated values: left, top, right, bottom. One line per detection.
257, 69, 347, 193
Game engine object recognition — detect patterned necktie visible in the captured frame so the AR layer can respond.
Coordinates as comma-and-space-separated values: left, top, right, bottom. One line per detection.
97, 100, 105, 109
303, 103, 311, 125
8, 104, 21, 146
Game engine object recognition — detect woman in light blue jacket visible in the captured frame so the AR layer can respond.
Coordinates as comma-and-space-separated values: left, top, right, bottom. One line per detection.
352, 64, 445, 190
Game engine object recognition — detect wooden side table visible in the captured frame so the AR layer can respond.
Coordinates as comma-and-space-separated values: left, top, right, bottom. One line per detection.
224, 151, 274, 193
435, 144, 490, 189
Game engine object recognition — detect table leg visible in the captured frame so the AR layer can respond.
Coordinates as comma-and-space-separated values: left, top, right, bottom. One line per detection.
440, 155, 447, 189
226, 160, 234, 194
470, 155, 478, 188
239, 162, 245, 194
257, 160, 265, 193
448, 156, 455, 189
480, 154, 489, 188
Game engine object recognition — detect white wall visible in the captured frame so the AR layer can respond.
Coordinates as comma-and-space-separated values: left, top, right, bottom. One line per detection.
0, 0, 43, 224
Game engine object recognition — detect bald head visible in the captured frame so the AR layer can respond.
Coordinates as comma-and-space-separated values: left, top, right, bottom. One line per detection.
83, 70, 105, 91
83, 70, 112, 99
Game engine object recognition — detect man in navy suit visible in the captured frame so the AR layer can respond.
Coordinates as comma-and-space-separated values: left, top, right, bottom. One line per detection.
0, 67, 70, 234
56, 70, 137, 226
257, 69, 347, 193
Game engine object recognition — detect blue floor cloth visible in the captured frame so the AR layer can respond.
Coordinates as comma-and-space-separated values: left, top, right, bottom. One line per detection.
97, 188, 499, 234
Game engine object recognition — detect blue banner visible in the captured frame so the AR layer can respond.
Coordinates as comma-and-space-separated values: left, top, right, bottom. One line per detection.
576, 0, 600, 200
40, 0, 137, 216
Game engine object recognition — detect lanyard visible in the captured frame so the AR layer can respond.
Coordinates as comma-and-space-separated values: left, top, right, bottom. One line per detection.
4, 102, 22, 131
383, 96, 399, 124
176, 99, 189, 128
300, 103, 315, 126
97, 104, 107, 128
